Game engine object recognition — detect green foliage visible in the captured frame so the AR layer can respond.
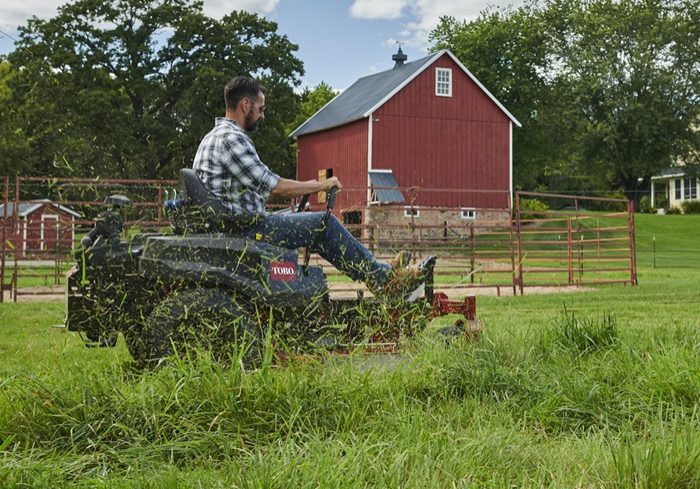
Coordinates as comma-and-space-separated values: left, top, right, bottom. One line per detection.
0, 62, 31, 176
517, 197, 549, 220
0, 0, 304, 180
640, 195, 652, 213
666, 205, 682, 215
655, 196, 668, 208
431, 0, 700, 196
286, 81, 337, 136
681, 200, 700, 214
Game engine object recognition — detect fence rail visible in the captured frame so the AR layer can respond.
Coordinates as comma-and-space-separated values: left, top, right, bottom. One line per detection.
1, 177, 640, 301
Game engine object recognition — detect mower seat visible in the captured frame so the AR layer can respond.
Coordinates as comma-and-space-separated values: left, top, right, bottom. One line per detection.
178, 169, 259, 232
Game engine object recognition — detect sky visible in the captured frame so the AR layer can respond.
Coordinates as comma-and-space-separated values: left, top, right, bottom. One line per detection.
0, 0, 518, 90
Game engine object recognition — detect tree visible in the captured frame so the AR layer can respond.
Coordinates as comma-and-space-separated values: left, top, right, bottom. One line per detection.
0, 62, 31, 176
1, 0, 304, 179
546, 0, 700, 200
430, 0, 700, 198
286, 81, 337, 136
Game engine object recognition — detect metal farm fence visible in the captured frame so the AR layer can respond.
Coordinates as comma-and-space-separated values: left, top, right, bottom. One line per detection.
1, 177, 639, 301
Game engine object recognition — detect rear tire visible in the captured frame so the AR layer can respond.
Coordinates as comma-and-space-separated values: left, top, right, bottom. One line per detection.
122, 322, 151, 368
146, 288, 260, 367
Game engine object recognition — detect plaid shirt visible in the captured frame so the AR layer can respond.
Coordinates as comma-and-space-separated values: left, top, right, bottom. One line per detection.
193, 118, 280, 215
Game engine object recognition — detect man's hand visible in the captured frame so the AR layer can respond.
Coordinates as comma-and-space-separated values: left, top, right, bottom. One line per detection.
323, 177, 342, 191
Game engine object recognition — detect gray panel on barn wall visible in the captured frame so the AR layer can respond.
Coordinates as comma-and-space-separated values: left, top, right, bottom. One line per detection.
369, 171, 404, 203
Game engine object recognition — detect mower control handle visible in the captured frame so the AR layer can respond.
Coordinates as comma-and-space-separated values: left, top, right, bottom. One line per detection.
80, 227, 100, 248
326, 186, 338, 211
297, 194, 310, 213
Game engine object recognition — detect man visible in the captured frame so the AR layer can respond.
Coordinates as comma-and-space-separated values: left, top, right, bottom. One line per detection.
192, 76, 422, 298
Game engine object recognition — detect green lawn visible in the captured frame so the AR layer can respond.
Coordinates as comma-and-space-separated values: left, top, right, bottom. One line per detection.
0, 214, 699, 488
1, 268, 699, 487
635, 213, 700, 268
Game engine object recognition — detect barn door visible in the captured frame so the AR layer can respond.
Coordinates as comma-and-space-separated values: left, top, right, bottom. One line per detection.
40, 214, 59, 252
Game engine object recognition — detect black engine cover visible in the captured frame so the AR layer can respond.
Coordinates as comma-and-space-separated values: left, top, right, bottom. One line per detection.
139, 234, 327, 307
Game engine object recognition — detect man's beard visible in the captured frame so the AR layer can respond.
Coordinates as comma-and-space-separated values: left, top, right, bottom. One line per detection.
245, 113, 259, 133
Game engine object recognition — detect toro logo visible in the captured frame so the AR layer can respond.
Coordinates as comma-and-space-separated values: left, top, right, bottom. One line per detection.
269, 261, 297, 281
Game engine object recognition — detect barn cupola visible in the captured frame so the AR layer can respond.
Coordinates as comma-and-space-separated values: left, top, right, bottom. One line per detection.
392, 46, 407, 68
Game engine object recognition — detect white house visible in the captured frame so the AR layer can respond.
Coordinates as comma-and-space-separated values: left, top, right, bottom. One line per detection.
650, 167, 698, 209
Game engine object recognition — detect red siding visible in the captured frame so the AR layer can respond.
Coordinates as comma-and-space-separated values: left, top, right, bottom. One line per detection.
295, 52, 513, 210
296, 118, 368, 208
373, 54, 511, 208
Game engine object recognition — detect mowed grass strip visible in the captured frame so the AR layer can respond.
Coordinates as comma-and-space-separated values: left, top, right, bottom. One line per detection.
0, 216, 699, 488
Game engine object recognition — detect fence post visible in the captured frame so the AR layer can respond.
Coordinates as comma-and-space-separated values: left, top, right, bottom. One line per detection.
597, 219, 601, 276
508, 197, 517, 296
13, 177, 20, 302
514, 192, 524, 295
469, 223, 475, 284
157, 186, 163, 225
1, 176, 7, 303
578, 234, 584, 283
14, 176, 20, 236
409, 194, 417, 261
567, 218, 573, 285
627, 200, 638, 285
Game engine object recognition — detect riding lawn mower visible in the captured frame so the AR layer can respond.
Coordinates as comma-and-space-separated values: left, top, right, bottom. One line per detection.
65, 169, 478, 367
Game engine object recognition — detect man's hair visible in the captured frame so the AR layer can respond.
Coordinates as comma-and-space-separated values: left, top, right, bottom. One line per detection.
224, 76, 266, 110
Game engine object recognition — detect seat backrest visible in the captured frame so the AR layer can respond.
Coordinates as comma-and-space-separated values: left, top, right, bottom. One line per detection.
179, 169, 228, 214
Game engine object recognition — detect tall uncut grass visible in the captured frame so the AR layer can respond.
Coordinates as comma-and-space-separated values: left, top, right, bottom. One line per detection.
1, 267, 700, 486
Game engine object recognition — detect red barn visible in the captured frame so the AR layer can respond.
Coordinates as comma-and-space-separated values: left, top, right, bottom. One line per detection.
290, 49, 521, 214
0, 200, 79, 256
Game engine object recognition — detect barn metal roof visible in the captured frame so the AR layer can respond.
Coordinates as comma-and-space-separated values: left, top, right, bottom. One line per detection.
369, 170, 404, 204
289, 49, 521, 139
0, 199, 81, 218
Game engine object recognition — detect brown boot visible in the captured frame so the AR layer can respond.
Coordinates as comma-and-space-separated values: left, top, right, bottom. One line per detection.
376, 254, 436, 302
389, 250, 412, 269
378, 262, 423, 300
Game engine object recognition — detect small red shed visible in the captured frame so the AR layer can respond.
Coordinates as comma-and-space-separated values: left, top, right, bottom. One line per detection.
0, 200, 79, 256
290, 49, 521, 212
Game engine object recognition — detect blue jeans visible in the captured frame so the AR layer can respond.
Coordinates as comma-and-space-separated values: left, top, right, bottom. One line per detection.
244, 212, 390, 286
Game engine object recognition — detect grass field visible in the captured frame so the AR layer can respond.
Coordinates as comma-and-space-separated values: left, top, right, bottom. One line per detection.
0, 215, 699, 488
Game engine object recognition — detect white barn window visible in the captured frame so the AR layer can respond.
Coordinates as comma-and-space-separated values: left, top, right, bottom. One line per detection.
460, 208, 475, 220
404, 207, 419, 218
435, 68, 452, 97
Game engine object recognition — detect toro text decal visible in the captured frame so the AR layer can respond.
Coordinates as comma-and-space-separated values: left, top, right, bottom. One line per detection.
270, 261, 297, 281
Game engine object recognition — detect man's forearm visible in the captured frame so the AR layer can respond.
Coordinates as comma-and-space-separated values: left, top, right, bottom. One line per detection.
271, 178, 327, 197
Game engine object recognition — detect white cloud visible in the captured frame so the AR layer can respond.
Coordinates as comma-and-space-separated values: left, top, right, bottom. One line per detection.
350, 0, 410, 20
406, 0, 499, 45
0, 1, 62, 29
0, 0, 281, 30
350, 0, 519, 49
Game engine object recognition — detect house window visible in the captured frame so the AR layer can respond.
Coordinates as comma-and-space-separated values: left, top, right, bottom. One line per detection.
460, 208, 475, 220
404, 207, 419, 218
675, 179, 682, 200
435, 68, 452, 97
685, 177, 697, 200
